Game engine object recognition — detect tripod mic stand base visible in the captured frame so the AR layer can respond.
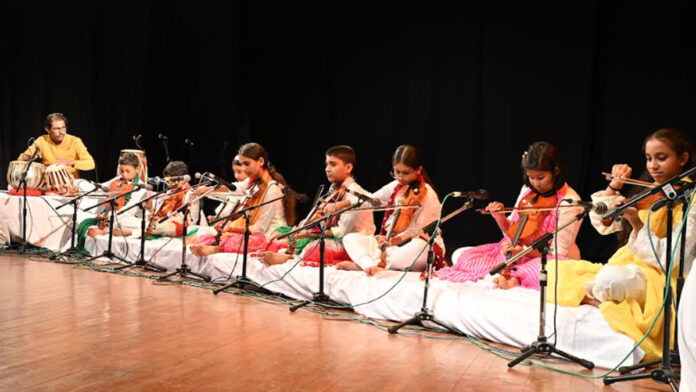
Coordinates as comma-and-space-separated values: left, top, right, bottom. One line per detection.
212, 276, 270, 295
158, 264, 210, 282
507, 337, 594, 369
115, 259, 167, 273
618, 351, 681, 374
289, 292, 353, 313
604, 366, 679, 390
84, 251, 130, 266
387, 311, 462, 335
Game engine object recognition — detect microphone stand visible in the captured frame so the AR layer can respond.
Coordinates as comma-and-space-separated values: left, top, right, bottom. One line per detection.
83, 187, 143, 265
491, 208, 595, 370
113, 189, 169, 272
387, 199, 475, 335
51, 184, 103, 260
158, 203, 210, 282
160, 135, 171, 163
603, 181, 695, 391
211, 193, 291, 294
281, 201, 373, 312
13, 149, 41, 253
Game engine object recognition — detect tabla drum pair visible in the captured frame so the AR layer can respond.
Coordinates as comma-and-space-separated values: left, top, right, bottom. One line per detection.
6, 160, 45, 191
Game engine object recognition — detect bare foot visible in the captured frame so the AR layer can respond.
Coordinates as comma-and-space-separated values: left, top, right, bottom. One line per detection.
580, 295, 601, 307
257, 251, 291, 266
190, 245, 221, 257
364, 266, 385, 276
112, 228, 132, 237
87, 227, 104, 238
493, 275, 520, 290
335, 261, 362, 271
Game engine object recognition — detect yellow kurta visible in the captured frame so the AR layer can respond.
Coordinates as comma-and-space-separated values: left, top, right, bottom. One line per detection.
19, 134, 95, 178
547, 200, 689, 362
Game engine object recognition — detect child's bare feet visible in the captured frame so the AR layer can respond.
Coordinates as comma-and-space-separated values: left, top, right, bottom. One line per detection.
87, 227, 104, 237
493, 275, 520, 290
364, 266, 385, 276
112, 228, 132, 237
335, 261, 362, 271
190, 245, 220, 257
256, 251, 291, 266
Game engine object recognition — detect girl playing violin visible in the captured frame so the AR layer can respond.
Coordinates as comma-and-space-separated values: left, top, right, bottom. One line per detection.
257, 145, 375, 266
77, 152, 147, 248
337, 145, 445, 276
190, 143, 294, 256
547, 128, 696, 362
146, 161, 200, 238
434, 141, 583, 289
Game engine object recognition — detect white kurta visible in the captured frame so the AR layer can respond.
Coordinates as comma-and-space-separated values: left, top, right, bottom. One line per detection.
323, 177, 376, 238
344, 180, 444, 271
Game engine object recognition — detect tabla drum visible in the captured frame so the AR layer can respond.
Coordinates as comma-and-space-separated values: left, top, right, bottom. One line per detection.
44, 164, 75, 193
6, 160, 45, 191
118, 149, 148, 182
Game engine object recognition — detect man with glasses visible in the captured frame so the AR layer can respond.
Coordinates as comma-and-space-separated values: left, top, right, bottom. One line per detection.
19, 112, 95, 178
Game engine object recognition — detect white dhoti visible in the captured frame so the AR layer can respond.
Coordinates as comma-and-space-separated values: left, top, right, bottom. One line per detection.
343, 232, 430, 271
584, 264, 647, 305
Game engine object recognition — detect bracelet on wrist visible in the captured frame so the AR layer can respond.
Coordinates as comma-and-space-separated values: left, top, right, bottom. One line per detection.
608, 184, 622, 192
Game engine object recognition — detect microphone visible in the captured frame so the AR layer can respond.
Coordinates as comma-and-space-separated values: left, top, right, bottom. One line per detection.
194, 172, 237, 191
86, 180, 110, 192
452, 189, 489, 200
563, 199, 608, 214
282, 186, 309, 203
184, 138, 194, 147
158, 133, 168, 141
132, 134, 142, 142
344, 188, 381, 207
164, 175, 191, 182
27, 137, 35, 146
136, 183, 154, 191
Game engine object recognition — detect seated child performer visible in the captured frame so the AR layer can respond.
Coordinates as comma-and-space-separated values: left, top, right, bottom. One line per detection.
336, 144, 446, 276
146, 161, 201, 238
548, 128, 696, 361
209, 155, 249, 224
76, 152, 147, 249
434, 141, 582, 290
189, 142, 294, 256
257, 145, 376, 266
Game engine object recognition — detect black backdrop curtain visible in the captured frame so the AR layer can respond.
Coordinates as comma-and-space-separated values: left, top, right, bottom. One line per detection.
2, 1, 695, 262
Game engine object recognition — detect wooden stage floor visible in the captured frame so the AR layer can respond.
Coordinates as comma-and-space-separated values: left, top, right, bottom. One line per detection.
0, 254, 672, 392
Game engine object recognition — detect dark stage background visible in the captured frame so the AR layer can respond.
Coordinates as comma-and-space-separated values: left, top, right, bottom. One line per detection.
2, 1, 695, 262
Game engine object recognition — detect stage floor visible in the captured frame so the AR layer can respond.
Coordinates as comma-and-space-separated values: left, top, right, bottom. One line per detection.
0, 254, 671, 392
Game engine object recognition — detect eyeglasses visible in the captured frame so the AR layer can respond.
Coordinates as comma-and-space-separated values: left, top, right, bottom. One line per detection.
390, 169, 413, 179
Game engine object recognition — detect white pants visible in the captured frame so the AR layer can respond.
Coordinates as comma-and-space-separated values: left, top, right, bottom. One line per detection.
343, 232, 430, 271
585, 264, 647, 305
679, 265, 696, 392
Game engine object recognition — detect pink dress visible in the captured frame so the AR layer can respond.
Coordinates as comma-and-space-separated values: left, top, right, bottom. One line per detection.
434, 184, 574, 290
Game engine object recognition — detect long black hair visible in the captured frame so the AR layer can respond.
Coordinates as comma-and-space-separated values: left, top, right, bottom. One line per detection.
238, 142, 296, 225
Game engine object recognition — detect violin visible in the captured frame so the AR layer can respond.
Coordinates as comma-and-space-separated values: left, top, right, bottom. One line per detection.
378, 179, 426, 267
215, 177, 268, 237
97, 178, 136, 229
300, 184, 348, 228
600, 185, 682, 226
146, 183, 189, 235
495, 191, 558, 277
504, 192, 558, 248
